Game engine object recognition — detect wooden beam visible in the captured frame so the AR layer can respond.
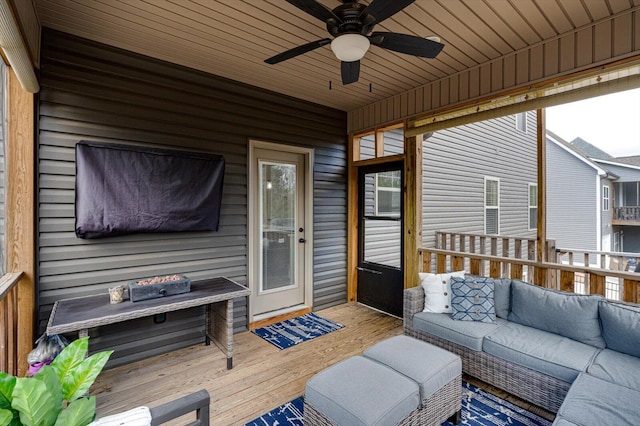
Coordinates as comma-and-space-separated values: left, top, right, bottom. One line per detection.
6, 68, 35, 377
404, 133, 421, 288
536, 109, 547, 265
347, 135, 358, 302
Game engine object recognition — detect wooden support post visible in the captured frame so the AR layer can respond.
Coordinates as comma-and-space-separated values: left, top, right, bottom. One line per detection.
347, 136, 358, 302
403, 134, 422, 288
6, 69, 35, 377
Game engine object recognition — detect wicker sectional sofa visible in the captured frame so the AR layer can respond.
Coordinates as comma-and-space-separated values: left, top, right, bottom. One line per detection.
403, 275, 640, 425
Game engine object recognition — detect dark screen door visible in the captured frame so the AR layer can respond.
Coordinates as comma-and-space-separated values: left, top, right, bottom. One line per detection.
357, 162, 403, 317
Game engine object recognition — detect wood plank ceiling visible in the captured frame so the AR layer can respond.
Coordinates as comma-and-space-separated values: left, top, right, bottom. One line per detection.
34, 0, 640, 112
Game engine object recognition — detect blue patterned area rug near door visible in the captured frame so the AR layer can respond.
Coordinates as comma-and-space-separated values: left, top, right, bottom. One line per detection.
245, 381, 552, 426
252, 312, 345, 350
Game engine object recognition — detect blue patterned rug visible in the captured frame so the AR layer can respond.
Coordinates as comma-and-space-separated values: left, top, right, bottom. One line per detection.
245, 381, 552, 426
252, 312, 345, 350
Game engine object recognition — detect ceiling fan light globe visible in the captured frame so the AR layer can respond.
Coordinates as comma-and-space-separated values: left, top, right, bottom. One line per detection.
330, 34, 370, 62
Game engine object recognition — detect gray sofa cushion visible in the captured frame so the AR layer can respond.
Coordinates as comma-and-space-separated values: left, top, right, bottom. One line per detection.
493, 278, 511, 319
599, 300, 640, 358
363, 335, 461, 401
412, 312, 507, 351
483, 321, 600, 383
305, 356, 420, 426
555, 373, 640, 426
508, 279, 605, 348
587, 348, 640, 392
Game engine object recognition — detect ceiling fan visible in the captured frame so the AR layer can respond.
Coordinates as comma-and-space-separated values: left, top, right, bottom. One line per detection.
265, 0, 444, 85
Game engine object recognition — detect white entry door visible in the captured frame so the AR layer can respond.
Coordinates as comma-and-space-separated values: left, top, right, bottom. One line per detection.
249, 142, 312, 320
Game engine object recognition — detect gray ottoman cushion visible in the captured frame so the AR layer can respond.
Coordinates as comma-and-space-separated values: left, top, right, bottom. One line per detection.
363, 335, 461, 401
305, 356, 420, 426
555, 373, 640, 426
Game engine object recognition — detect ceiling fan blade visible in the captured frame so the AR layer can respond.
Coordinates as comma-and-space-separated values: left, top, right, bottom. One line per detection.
285, 0, 342, 23
341, 61, 360, 85
265, 38, 331, 64
369, 32, 444, 58
361, 0, 416, 24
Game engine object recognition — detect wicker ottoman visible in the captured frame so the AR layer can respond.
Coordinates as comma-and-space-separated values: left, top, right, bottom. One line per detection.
364, 335, 462, 426
304, 336, 462, 426
304, 356, 421, 425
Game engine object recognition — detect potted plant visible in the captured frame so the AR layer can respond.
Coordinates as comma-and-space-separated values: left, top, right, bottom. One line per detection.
0, 337, 112, 426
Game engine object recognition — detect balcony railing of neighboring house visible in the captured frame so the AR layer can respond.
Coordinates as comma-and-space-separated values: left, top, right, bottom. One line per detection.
0, 272, 25, 376
613, 206, 640, 223
427, 231, 640, 304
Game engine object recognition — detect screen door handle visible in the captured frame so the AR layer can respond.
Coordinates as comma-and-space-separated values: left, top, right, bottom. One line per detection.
356, 267, 382, 275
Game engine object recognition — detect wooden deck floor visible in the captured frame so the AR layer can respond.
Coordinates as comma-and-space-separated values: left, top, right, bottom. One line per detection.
92, 302, 554, 425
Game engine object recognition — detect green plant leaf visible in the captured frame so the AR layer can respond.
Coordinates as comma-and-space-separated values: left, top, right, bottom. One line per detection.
12, 377, 58, 426
0, 408, 14, 425
62, 351, 112, 402
51, 338, 89, 385
0, 372, 16, 410
53, 397, 95, 426
33, 366, 63, 414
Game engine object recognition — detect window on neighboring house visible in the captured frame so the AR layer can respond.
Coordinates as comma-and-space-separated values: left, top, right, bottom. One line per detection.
375, 170, 401, 216
485, 177, 500, 235
603, 185, 610, 211
515, 112, 527, 133
528, 183, 537, 230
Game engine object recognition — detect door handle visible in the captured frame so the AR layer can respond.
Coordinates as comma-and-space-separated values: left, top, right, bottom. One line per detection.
356, 266, 382, 275
299, 238, 306, 243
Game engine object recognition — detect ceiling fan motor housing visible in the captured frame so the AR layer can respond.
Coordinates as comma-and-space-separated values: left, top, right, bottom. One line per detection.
327, 2, 375, 37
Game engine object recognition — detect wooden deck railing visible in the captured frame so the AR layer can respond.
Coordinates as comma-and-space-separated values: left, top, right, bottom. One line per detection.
420, 248, 639, 304
613, 206, 640, 222
0, 272, 25, 375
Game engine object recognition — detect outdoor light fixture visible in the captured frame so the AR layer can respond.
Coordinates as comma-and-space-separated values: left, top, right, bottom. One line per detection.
330, 34, 370, 62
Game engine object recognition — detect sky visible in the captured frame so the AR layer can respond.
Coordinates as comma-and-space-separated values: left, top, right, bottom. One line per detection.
546, 88, 640, 157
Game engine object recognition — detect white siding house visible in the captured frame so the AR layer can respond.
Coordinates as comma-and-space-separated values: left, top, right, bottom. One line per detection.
545, 132, 613, 252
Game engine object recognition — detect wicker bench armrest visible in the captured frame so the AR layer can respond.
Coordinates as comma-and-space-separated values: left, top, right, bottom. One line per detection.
403, 286, 425, 334
150, 389, 210, 426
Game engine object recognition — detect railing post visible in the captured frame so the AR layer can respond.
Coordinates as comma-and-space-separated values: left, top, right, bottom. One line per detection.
546, 240, 557, 288
560, 270, 575, 293
469, 235, 480, 275
512, 239, 523, 279
502, 238, 509, 277
479, 236, 486, 276
589, 273, 605, 296
623, 279, 637, 303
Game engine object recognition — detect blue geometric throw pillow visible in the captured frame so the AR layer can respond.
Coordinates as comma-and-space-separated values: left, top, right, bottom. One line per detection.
450, 276, 496, 323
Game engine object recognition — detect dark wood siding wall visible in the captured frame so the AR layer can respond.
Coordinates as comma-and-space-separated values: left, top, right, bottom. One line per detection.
37, 29, 347, 366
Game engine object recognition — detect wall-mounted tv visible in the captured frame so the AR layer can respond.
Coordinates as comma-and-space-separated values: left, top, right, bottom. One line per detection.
75, 141, 225, 239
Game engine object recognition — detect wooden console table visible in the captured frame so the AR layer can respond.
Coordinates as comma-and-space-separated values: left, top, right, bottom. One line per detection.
46, 277, 250, 369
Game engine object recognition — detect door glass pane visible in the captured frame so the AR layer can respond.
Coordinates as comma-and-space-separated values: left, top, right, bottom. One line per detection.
363, 218, 401, 268
261, 162, 296, 291
362, 169, 402, 268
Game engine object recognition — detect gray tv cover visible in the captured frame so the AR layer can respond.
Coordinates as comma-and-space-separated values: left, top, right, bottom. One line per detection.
75, 141, 225, 239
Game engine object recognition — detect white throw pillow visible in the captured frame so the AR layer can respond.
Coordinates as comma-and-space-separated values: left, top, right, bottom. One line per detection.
420, 271, 466, 313
88, 406, 152, 426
